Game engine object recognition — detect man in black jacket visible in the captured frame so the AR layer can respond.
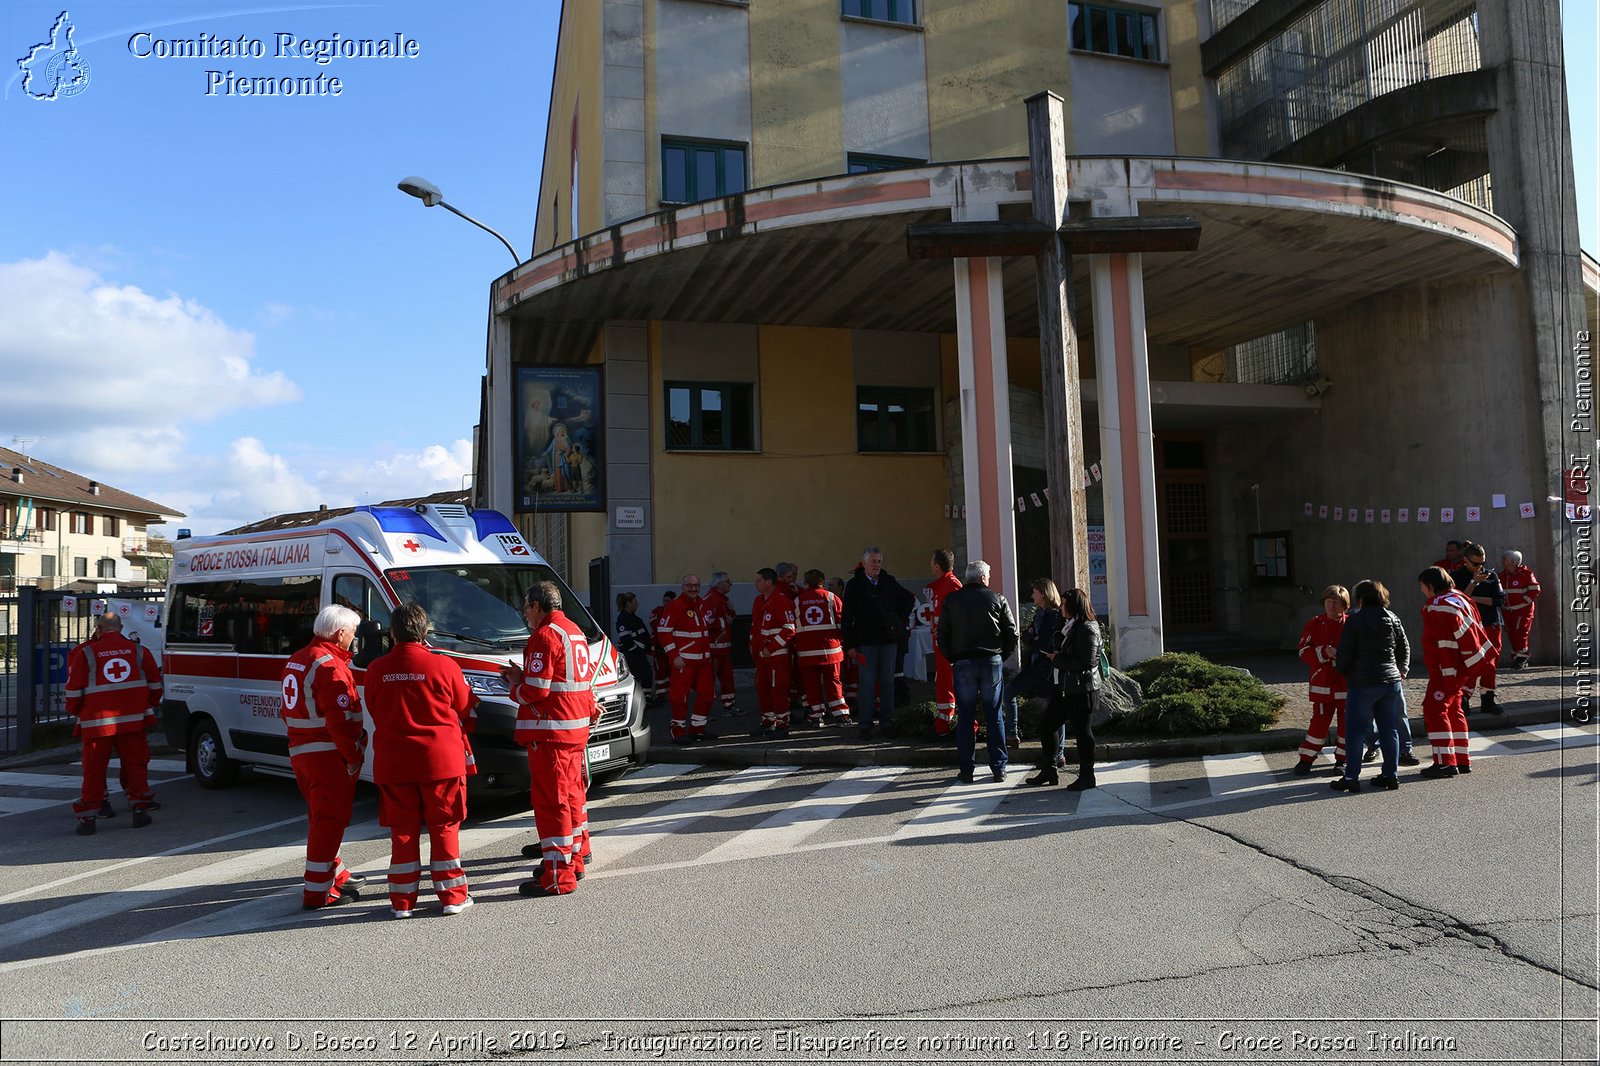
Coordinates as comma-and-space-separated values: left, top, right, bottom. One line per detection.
1452, 541, 1505, 714
841, 547, 916, 739
937, 560, 1018, 782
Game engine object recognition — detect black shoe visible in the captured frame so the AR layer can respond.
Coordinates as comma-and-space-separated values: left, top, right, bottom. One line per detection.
304, 886, 360, 910
131, 809, 153, 828
693, 732, 714, 743
1064, 776, 1097, 792
1291, 760, 1313, 776
140, 801, 163, 811
957, 770, 975, 783
756, 726, 773, 739
96, 800, 116, 819
1399, 752, 1421, 767
1481, 692, 1502, 715
1332, 761, 1346, 774
75, 818, 96, 836
1024, 769, 1058, 787
1370, 775, 1400, 791
1420, 763, 1459, 779
772, 728, 789, 739
519, 879, 559, 897
521, 843, 543, 860
671, 736, 693, 746
1329, 777, 1360, 793
1363, 746, 1379, 763
343, 873, 367, 888
1457, 763, 1473, 774
991, 769, 1007, 782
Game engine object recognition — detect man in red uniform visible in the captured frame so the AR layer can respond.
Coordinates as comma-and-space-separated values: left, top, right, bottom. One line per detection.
927, 549, 964, 736
365, 603, 476, 918
776, 562, 807, 718
1500, 549, 1541, 669
794, 568, 850, 727
750, 568, 797, 736
658, 575, 715, 743
1291, 585, 1349, 774
1431, 540, 1464, 572
503, 581, 601, 896
702, 571, 738, 715
280, 605, 366, 907
647, 592, 675, 703
1418, 566, 1492, 778
66, 612, 163, 836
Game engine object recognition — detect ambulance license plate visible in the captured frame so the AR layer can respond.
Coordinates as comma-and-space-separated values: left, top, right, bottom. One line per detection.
587, 743, 611, 764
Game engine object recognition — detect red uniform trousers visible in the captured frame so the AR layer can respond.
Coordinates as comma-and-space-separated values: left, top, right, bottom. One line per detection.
527, 742, 587, 893
1423, 675, 1471, 768
669, 658, 714, 738
291, 750, 358, 906
74, 731, 155, 815
931, 649, 957, 735
1505, 606, 1535, 658
1468, 625, 1502, 693
757, 656, 793, 728
378, 776, 469, 910
711, 649, 736, 710
1297, 694, 1348, 763
650, 650, 671, 698
800, 662, 849, 722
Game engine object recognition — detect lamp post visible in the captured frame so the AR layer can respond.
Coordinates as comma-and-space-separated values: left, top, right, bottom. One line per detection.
396, 176, 522, 269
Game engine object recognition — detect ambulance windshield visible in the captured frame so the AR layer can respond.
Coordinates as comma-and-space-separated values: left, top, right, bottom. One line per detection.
384, 564, 602, 651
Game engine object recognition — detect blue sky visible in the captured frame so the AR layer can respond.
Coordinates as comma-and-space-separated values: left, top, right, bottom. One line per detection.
0, 1, 1594, 535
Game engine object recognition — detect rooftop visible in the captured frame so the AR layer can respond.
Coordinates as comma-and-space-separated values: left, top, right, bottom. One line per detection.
0, 446, 183, 520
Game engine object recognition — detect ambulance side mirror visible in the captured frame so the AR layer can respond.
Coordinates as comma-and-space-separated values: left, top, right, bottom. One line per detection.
353, 619, 390, 668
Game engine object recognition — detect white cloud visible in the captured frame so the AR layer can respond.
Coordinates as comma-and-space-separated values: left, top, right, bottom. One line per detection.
0, 252, 300, 474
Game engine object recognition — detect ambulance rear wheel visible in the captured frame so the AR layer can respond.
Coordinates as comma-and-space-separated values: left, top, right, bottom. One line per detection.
191, 717, 239, 789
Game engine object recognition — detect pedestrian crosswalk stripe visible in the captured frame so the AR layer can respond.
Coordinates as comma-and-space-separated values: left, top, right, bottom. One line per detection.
1075, 759, 1152, 817
1202, 752, 1279, 795
696, 766, 904, 865
0, 771, 81, 790
892, 772, 1024, 841
0, 797, 58, 816
586, 764, 801, 867
1513, 723, 1599, 746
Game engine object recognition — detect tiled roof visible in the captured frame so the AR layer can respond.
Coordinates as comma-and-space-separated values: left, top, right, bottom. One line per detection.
221, 489, 472, 535
0, 446, 183, 519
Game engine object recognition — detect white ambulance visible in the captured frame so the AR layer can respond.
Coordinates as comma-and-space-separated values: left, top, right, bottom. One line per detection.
159, 503, 649, 794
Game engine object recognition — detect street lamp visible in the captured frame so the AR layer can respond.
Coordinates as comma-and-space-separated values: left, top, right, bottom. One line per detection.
397, 176, 522, 269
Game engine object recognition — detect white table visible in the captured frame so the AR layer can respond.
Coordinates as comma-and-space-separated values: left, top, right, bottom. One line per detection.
904, 626, 933, 681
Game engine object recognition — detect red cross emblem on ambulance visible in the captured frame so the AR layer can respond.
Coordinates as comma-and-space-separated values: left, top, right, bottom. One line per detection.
399, 538, 426, 557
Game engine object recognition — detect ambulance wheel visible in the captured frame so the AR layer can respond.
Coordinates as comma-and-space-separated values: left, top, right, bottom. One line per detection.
191, 717, 239, 789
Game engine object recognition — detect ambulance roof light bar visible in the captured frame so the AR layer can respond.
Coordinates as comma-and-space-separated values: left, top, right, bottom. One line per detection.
396, 176, 522, 269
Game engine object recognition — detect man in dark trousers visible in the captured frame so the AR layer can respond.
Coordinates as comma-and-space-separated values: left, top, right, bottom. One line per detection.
1452, 541, 1506, 714
937, 560, 1019, 782
841, 546, 916, 740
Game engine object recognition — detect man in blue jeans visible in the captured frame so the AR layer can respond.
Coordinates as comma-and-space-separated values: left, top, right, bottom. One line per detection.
841, 546, 917, 740
936, 560, 1019, 782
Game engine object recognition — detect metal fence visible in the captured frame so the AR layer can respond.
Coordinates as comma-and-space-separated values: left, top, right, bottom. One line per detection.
1228, 322, 1320, 386
0, 588, 164, 756
1216, 0, 1481, 161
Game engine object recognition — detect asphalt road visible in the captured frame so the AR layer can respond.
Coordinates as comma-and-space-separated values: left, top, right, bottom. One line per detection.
0, 721, 1595, 1065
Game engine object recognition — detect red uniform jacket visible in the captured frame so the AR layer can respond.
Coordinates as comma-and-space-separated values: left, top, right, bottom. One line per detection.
1501, 564, 1542, 614
750, 591, 797, 661
659, 596, 713, 663
511, 610, 598, 747
702, 588, 735, 652
792, 588, 844, 665
280, 637, 363, 764
363, 642, 476, 784
927, 571, 963, 657
65, 632, 162, 738
1297, 613, 1348, 699
1421, 589, 1492, 682
648, 604, 672, 652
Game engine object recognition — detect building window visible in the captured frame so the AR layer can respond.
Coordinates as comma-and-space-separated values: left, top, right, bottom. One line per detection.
41, 555, 55, 578
1249, 531, 1293, 585
97, 557, 117, 579
70, 512, 91, 534
40, 507, 56, 532
665, 382, 756, 451
102, 515, 120, 537
661, 139, 747, 205
857, 386, 937, 452
1069, 2, 1159, 60
73, 556, 88, 578
847, 153, 923, 174
842, 0, 917, 26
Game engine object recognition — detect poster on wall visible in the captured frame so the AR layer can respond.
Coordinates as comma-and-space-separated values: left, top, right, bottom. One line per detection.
514, 366, 603, 513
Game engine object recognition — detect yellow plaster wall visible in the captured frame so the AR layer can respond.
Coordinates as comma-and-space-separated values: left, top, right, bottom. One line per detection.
748, 0, 846, 185
1164, 0, 1212, 155
923, 0, 1072, 160
650, 324, 949, 581
533, 0, 603, 252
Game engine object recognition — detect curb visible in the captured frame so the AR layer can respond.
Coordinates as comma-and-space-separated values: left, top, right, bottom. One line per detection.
0, 734, 182, 771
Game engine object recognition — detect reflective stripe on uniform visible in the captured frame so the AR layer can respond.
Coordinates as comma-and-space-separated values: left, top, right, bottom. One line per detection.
289, 741, 339, 757
522, 719, 589, 731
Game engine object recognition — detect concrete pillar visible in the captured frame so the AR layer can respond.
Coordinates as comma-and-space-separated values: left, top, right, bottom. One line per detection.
486, 304, 514, 516
952, 255, 1020, 614
1089, 251, 1163, 666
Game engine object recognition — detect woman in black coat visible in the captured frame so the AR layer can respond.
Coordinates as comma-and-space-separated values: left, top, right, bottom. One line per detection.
613, 593, 657, 707
1002, 578, 1065, 744
1025, 587, 1102, 790
1331, 578, 1410, 793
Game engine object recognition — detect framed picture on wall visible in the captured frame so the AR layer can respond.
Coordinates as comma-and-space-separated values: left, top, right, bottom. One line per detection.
515, 366, 603, 513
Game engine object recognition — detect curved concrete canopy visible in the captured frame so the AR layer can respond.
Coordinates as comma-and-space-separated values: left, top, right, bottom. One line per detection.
496, 157, 1519, 363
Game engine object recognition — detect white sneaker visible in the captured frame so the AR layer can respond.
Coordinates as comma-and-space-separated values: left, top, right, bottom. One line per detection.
441, 896, 474, 916
391, 907, 414, 919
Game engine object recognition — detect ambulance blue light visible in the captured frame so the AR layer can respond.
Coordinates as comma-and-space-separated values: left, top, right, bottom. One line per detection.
472, 511, 517, 539
358, 506, 447, 542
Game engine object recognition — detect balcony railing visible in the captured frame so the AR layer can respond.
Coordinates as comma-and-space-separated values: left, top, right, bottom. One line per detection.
1, 528, 45, 547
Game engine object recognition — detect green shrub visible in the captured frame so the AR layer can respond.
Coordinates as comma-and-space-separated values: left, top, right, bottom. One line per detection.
1106, 653, 1285, 736
895, 697, 937, 737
